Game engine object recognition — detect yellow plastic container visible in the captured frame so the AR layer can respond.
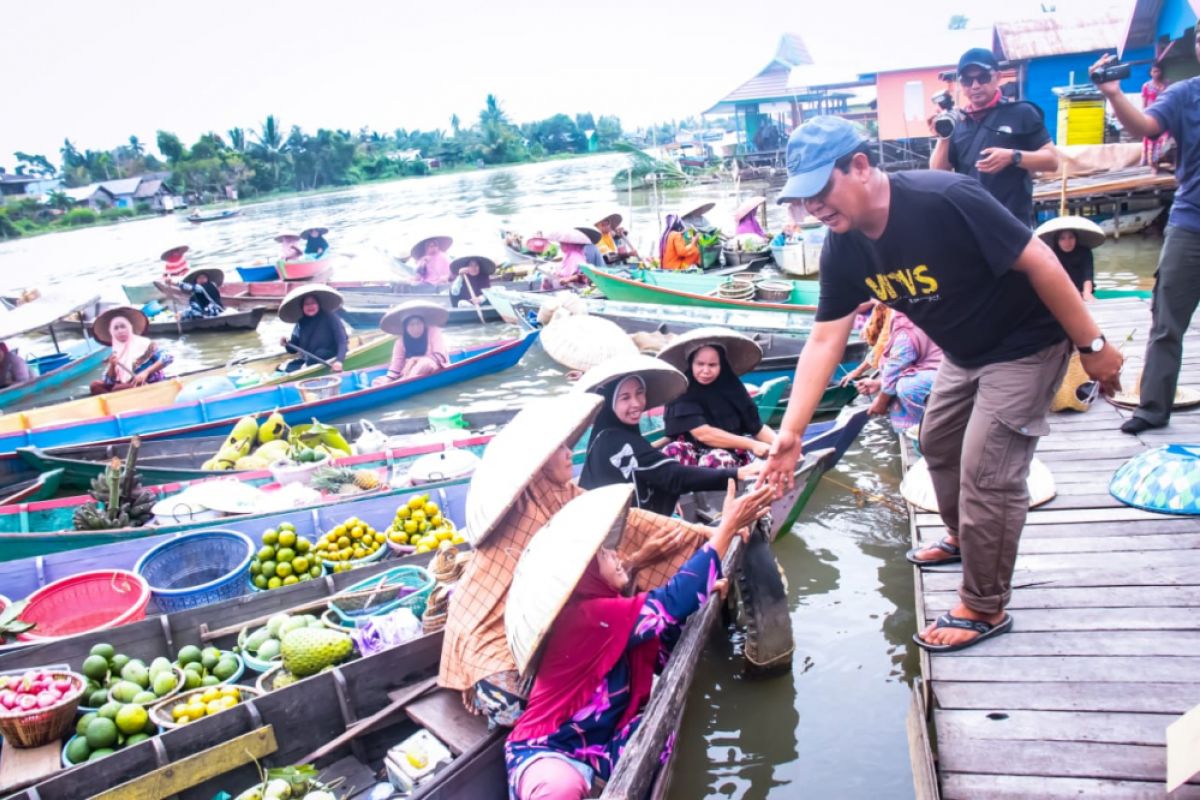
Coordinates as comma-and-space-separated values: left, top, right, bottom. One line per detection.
1057, 97, 1105, 146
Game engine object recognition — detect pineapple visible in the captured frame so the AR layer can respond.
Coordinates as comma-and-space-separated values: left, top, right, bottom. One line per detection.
310, 467, 358, 493
353, 470, 381, 491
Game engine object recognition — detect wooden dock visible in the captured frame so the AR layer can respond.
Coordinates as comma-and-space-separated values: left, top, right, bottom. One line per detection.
906, 297, 1200, 799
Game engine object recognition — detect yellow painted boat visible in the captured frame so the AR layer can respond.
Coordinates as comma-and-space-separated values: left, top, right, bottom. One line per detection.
0, 333, 395, 435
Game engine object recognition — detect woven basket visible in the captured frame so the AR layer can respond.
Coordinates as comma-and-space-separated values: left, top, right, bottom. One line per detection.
0, 671, 85, 748
149, 684, 263, 731
716, 279, 755, 300
1051, 352, 1094, 413
755, 281, 792, 303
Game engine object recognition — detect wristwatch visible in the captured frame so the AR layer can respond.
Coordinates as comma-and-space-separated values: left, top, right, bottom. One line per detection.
1078, 334, 1106, 354
1011, 150, 1023, 166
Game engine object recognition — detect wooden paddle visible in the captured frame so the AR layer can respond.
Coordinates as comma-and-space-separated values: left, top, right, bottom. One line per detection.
458, 274, 487, 324
286, 343, 337, 371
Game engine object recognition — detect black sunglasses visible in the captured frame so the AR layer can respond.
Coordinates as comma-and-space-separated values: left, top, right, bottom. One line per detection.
959, 70, 993, 87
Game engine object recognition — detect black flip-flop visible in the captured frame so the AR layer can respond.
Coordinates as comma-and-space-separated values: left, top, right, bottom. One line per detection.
912, 612, 1013, 653
905, 537, 961, 566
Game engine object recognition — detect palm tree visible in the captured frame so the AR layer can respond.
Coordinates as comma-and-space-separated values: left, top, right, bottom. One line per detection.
251, 115, 286, 188
450, 114, 461, 136
479, 94, 508, 128
228, 128, 246, 152
128, 135, 144, 156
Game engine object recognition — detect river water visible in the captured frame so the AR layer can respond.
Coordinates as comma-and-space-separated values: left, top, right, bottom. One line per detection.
0, 154, 1162, 798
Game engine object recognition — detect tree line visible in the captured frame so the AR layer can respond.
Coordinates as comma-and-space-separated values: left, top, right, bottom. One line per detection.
9, 95, 625, 202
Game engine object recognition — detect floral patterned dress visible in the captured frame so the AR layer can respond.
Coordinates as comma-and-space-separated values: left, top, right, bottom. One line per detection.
504, 544, 722, 797
879, 329, 938, 432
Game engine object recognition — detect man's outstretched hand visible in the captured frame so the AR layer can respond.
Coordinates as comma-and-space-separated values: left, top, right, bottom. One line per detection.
754, 428, 802, 497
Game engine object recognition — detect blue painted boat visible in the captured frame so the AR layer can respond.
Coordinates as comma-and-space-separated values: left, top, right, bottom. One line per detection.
234, 264, 280, 282
0, 342, 109, 410
0, 331, 539, 472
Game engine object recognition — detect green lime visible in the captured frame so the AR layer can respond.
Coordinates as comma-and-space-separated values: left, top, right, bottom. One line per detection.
125, 733, 150, 747
81, 655, 109, 682
275, 547, 295, 563
254, 574, 269, 590
65, 736, 91, 764
261, 560, 277, 578
262, 529, 278, 546
213, 657, 238, 681
110, 653, 130, 673
88, 688, 110, 707
201, 675, 220, 686
85, 717, 118, 749
97, 701, 122, 720
76, 712, 97, 736
201, 647, 221, 670
177, 645, 202, 665
152, 670, 178, 697
89, 643, 116, 661
183, 670, 203, 690
88, 747, 115, 761
257, 544, 276, 561
249, 561, 261, 576
132, 691, 158, 705
115, 704, 148, 736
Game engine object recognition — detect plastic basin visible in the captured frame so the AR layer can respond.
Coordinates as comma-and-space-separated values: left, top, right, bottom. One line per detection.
134, 530, 254, 614
19, 570, 150, 642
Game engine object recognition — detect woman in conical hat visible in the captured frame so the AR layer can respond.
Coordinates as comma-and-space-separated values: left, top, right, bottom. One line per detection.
411, 235, 454, 285
371, 301, 449, 386
733, 195, 767, 237
89, 306, 173, 395
277, 284, 347, 372
501, 480, 769, 799
448, 255, 495, 308
1036, 216, 1105, 303
438, 393, 770, 729
657, 327, 772, 468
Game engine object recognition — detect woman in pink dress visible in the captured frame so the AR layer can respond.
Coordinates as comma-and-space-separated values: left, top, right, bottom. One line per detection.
1141, 63, 1171, 171
411, 235, 453, 285
373, 300, 449, 385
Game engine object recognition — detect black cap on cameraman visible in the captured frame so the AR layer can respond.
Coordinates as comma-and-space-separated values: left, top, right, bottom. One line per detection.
957, 48, 1000, 73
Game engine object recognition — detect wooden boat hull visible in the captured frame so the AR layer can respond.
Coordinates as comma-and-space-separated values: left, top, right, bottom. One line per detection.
85, 307, 266, 338
583, 265, 820, 312
0, 468, 62, 506
0, 344, 109, 410
339, 303, 502, 329
278, 257, 326, 280
0, 332, 537, 467
187, 208, 240, 223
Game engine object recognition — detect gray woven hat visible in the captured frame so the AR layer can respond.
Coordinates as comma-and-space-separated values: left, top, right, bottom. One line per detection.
463, 393, 603, 546
1035, 216, 1105, 250
379, 300, 450, 335
505, 484, 633, 674
576, 354, 688, 408
278, 283, 344, 323
655, 326, 763, 376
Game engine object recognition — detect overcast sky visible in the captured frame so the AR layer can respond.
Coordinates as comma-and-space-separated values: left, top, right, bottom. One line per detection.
3, 0, 1123, 166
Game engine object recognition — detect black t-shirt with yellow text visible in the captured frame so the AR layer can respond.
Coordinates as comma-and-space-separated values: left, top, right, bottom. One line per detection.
815, 170, 1065, 368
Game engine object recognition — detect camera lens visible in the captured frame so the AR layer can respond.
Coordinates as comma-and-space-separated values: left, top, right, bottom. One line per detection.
934, 114, 955, 138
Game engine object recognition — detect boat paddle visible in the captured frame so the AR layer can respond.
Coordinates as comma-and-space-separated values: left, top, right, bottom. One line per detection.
285, 343, 338, 371
458, 275, 488, 324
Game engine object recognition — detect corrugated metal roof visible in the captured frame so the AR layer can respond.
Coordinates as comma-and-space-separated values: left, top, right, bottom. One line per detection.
99, 177, 142, 196
133, 179, 164, 198
994, 9, 1131, 60
709, 32, 818, 109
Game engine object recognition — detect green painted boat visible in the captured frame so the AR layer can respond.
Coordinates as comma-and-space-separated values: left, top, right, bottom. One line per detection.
584, 265, 819, 312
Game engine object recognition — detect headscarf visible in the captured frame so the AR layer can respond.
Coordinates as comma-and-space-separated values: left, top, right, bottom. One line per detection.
664, 346, 761, 440
509, 557, 657, 742
864, 303, 893, 369
109, 315, 155, 382
191, 281, 222, 311
658, 214, 682, 261
1051, 239, 1095, 294
887, 311, 942, 375
736, 213, 766, 237
556, 243, 586, 281
580, 376, 678, 513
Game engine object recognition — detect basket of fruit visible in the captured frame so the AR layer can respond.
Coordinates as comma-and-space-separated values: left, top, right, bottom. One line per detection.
238, 613, 326, 672
315, 515, 388, 573
384, 495, 465, 555
175, 645, 244, 688
134, 530, 255, 613
64, 700, 159, 765
19, 570, 150, 642
248, 522, 325, 592
328, 565, 436, 625
0, 670, 86, 748
150, 684, 261, 730
255, 625, 355, 692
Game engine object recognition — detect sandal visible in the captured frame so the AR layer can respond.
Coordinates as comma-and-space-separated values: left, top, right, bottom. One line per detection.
905, 537, 961, 566
912, 612, 1013, 653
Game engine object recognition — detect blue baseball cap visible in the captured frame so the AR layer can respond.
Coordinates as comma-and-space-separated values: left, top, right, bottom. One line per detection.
777, 116, 868, 204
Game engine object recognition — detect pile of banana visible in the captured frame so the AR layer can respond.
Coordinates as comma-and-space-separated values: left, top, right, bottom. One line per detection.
201, 413, 353, 472
73, 440, 156, 530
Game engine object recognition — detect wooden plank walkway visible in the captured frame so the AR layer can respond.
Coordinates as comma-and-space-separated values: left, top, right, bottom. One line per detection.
905, 298, 1200, 799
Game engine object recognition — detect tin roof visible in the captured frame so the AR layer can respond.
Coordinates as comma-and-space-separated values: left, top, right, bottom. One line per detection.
994, 9, 1131, 60
706, 33, 816, 111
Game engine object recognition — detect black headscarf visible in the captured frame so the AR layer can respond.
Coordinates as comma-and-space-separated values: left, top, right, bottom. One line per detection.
289, 309, 348, 364
664, 345, 761, 441
401, 316, 429, 358
580, 374, 736, 515
191, 280, 222, 311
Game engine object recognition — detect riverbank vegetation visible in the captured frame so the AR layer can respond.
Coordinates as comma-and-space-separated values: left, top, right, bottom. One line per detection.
1, 95, 626, 239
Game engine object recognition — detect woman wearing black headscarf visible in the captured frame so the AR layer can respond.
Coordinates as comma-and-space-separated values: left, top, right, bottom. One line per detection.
578, 356, 759, 516
277, 284, 347, 373
657, 328, 774, 469
1036, 216, 1105, 303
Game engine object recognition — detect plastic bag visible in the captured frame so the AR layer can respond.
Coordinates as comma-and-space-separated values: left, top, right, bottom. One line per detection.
354, 419, 389, 455
349, 608, 423, 656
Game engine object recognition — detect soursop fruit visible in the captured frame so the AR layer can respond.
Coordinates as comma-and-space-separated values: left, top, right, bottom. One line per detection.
280, 628, 353, 677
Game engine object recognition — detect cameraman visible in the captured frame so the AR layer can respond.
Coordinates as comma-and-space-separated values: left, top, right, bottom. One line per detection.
1091, 40, 1200, 434
930, 48, 1059, 226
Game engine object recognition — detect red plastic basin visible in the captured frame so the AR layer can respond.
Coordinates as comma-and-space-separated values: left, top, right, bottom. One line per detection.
19, 570, 151, 642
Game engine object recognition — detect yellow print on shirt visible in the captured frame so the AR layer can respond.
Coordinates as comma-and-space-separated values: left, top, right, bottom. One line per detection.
864, 265, 939, 301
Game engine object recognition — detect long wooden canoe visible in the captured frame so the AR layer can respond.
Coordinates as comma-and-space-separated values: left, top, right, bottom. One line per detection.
0, 332, 538, 471
0, 343, 110, 411
186, 207, 240, 223
83, 307, 266, 338
0, 462, 831, 800
584, 264, 820, 312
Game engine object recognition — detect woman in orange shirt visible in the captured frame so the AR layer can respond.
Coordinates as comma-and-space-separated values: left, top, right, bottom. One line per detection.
658, 213, 700, 270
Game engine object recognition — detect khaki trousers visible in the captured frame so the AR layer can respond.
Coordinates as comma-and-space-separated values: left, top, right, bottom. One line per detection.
919, 340, 1070, 614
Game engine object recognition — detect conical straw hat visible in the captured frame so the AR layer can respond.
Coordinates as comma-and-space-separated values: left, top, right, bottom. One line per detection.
549, 229, 591, 246
379, 300, 449, 334
681, 201, 715, 220
734, 196, 766, 221
505, 483, 633, 674
655, 326, 763, 376
901, 457, 1056, 512
464, 393, 603, 546
1109, 383, 1200, 410
1035, 215, 1105, 250
541, 315, 639, 372
574, 227, 602, 245
92, 306, 149, 346
278, 283, 343, 323
576, 354, 688, 408
182, 267, 226, 288
410, 235, 454, 261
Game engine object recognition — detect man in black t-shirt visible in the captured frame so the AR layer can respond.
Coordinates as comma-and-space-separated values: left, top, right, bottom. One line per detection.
930, 48, 1058, 226
759, 116, 1123, 652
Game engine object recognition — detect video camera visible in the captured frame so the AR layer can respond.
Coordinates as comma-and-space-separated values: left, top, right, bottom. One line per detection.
1090, 61, 1132, 84
931, 91, 957, 139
